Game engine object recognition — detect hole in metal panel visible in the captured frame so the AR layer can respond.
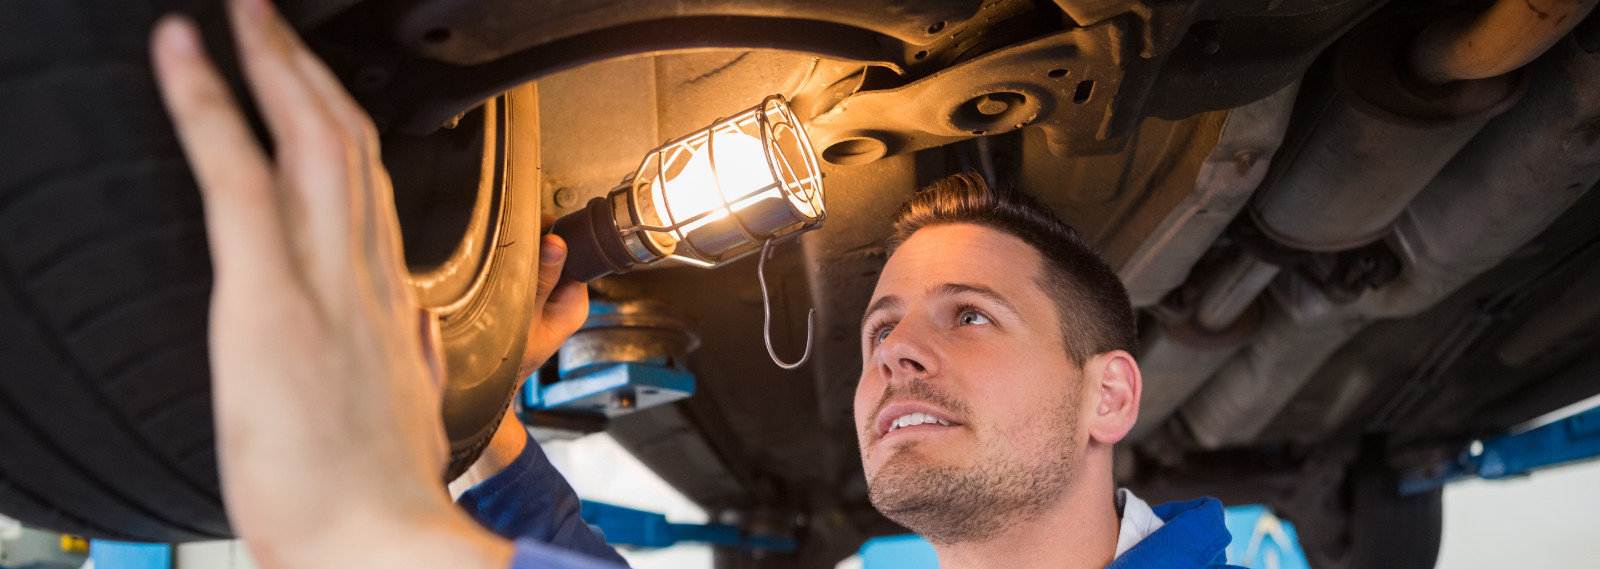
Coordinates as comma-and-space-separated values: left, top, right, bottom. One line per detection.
422, 28, 451, 44
1072, 80, 1095, 104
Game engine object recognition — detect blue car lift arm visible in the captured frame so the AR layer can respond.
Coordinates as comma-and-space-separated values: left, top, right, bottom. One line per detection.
578, 500, 795, 552
1402, 404, 1600, 495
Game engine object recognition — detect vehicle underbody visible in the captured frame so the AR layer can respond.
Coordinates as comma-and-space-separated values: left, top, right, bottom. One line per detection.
4, 0, 1599, 567
313, 0, 1600, 567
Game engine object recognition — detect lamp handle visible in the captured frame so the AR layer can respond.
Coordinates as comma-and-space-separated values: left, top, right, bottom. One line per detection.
757, 238, 814, 370
550, 196, 634, 283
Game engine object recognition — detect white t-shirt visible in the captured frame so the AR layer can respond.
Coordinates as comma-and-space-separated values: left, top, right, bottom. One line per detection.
1114, 488, 1166, 558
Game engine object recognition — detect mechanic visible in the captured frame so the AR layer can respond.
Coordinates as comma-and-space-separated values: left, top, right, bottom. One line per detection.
847, 172, 1242, 569
149, 1, 1241, 568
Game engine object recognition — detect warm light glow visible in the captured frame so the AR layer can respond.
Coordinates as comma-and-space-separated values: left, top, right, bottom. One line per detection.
552, 96, 820, 281
650, 131, 778, 239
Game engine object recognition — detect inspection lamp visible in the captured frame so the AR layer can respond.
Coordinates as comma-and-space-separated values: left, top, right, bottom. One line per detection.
551, 95, 825, 283
549, 95, 825, 369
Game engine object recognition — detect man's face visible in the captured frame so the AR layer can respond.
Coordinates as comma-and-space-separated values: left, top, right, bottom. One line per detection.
854, 223, 1090, 543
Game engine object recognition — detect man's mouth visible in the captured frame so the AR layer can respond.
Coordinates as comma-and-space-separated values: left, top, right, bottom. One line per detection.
886, 412, 952, 432
875, 402, 963, 439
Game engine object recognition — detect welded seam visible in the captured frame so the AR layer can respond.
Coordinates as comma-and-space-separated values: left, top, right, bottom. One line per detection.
684, 52, 753, 84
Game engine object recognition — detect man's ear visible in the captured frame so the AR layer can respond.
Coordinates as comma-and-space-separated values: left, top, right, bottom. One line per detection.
1085, 350, 1141, 445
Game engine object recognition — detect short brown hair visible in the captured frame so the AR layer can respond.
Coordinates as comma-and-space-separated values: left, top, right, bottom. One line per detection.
886, 172, 1137, 366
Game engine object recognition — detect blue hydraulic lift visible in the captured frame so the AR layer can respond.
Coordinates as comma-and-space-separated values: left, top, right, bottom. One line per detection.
1401, 404, 1600, 495
579, 500, 795, 552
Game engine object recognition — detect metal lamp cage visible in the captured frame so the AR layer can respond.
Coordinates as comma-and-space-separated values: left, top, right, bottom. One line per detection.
612, 95, 825, 269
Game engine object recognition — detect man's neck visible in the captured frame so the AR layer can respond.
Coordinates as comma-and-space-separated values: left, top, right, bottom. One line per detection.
929, 465, 1120, 569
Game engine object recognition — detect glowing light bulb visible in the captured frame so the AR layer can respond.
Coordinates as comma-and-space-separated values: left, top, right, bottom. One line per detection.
651, 131, 777, 238
548, 95, 824, 283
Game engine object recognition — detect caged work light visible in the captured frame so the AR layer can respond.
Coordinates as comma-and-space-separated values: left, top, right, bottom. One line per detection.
551, 95, 825, 283
550, 95, 826, 369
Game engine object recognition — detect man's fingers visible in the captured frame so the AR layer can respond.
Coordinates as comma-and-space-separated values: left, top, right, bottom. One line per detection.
150, 15, 291, 286
227, 0, 364, 287
227, 0, 413, 310
543, 280, 590, 337
516, 235, 586, 379
273, 11, 377, 141
265, 2, 397, 276
261, 1, 414, 311
226, 0, 340, 156
531, 234, 568, 318
516, 276, 589, 380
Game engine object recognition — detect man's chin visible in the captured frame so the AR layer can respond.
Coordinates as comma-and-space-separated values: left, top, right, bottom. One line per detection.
867, 457, 1004, 544
867, 455, 943, 512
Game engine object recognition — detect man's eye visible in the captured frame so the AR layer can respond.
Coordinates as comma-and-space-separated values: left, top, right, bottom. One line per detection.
958, 310, 991, 326
873, 325, 894, 345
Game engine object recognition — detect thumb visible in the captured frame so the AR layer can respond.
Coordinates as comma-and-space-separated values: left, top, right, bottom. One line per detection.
531, 234, 566, 318
517, 241, 588, 379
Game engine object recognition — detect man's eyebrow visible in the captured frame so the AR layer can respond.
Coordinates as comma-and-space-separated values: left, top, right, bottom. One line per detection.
931, 282, 1021, 317
861, 295, 903, 329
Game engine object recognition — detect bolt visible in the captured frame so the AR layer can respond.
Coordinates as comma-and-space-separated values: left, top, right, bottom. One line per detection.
1233, 149, 1262, 175
422, 27, 451, 44
974, 94, 1010, 116
351, 66, 390, 93
610, 389, 637, 410
553, 187, 577, 208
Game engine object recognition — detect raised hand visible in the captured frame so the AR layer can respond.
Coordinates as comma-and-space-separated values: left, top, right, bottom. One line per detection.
149, 0, 511, 567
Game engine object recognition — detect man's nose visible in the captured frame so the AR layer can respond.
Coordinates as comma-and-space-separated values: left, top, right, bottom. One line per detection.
877, 319, 939, 380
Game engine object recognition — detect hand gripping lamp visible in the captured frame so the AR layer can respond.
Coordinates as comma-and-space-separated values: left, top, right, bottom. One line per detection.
550, 95, 826, 368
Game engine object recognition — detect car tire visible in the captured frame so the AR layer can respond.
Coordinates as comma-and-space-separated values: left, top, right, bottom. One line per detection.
0, 0, 539, 542
1301, 458, 1444, 569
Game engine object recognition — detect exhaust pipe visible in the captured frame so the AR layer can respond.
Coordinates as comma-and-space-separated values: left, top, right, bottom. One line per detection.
1180, 35, 1600, 448
1411, 0, 1600, 84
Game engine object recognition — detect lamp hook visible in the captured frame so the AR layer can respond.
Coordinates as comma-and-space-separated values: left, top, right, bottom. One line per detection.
758, 238, 815, 370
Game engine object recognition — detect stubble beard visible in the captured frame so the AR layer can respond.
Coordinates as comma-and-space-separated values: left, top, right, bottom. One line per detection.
865, 386, 1080, 545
